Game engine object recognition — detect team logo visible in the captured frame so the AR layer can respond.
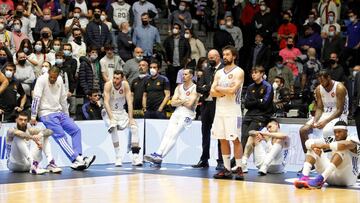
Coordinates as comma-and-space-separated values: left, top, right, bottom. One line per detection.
157, 82, 161, 86
260, 88, 264, 94
119, 89, 123, 94
186, 91, 190, 96
228, 74, 233, 79
331, 92, 335, 97
134, 82, 138, 86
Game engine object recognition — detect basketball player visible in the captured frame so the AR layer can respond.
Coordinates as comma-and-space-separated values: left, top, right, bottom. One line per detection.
299, 69, 348, 155
102, 70, 142, 167
7, 112, 62, 174
247, 119, 289, 175
144, 68, 199, 166
295, 121, 359, 189
31, 67, 96, 171
210, 45, 245, 180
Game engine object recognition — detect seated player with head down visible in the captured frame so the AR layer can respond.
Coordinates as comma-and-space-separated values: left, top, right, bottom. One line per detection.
246, 119, 290, 175
295, 121, 359, 189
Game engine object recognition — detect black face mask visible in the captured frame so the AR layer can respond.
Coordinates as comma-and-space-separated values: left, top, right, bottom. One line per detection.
283, 19, 289, 24
16, 11, 23, 17
0, 56, 7, 64
329, 59, 336, 65
94, 13, 101, 20
208, 60, 216, 67
142, 20, 149, 26
42, 32, 49, 38
286, 44, 293, 49
18, 59, 26, 66
74, 36, 82, 43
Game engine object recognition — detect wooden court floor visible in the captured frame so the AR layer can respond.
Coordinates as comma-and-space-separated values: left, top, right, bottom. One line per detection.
1, 170, 359, 203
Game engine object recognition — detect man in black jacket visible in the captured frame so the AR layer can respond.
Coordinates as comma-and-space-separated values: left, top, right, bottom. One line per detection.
163, 23, 191, 95
82, 89, 103, 120
239, 65, 274, 173
192, 49, 223, 169
213, 19, 235, 57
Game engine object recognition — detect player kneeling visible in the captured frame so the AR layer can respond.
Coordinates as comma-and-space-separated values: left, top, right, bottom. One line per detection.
6, 112, 62, 174
246, 119, 289, 175
295, 121, 359, 189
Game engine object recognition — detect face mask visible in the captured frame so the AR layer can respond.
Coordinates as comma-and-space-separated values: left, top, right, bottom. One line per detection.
249, 0, 256, 4
90, 54, 98, 61
100, 15, 106, 21
179, 5, 185, 11
35, 45, 42, 52
5, 70, 13, 78
276, 63, 283, 68
208, 60, 216, 67
219, 25, 226, 30
55, 58, 64, 65
23, 47, 29, 53
0, 56, 7, 64
329, 59, 336, 65
272, 82, 278, 90
328, 31, 335, 37
150, 68, 157, 76
202, 63, 207, 69
16, 11, 23, 18
283, 19, 289, 24
142, 20, 149, 26
43, 15, 51, 21
184, 33, 190, 39
328, 16, 334, 23
94, 13, 101, 20
128, 27, 132, 33
18, 59, 26, 66
74, 36, 82, 42
260, 5, 266, 11
350, 17, 356, 22
226, 21, 232, 27
172, 28, 179, 35
14, 24, 21, 32
53, 45, 60, 52
136, 56, 143, 61
41, 67, 49, 74
255, 41, 262, 45
64, 50, 72, 57
74, 13, 80, 19
0, 23, 4, 30
42, 32, 49, 38
353, 71, 359, 78
139, 74, 147, 78
286, 44, 293, 49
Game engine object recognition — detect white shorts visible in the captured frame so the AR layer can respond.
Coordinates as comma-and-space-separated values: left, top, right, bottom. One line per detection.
254, 141, 285, 173
306, 114, 348, 139
211, 115, 242, 141
102, 109, 129, 130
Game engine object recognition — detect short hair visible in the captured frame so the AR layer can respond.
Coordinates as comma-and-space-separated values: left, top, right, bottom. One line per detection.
13, 18, 22, 27
72, 28, 82, 35
251, 65, 265, 73
275, 55, 284, 62
329, 24, 337, 31
113, 69, 124, 77
317, 69, 331, 78
274, 76, 285, 84
73, 6, 82, 12
150, 59, 160, 68
4, 62, 16, 71
141, 12, 149, 17
49, 66, 60, 75
87, 89, 100, 96
139, 59, 149, 66
17, 111, 29, 119
87, 45, 98, 53
104, 44, 114, 50
184, 67, 194, 75
268, 118, 280, 127
222, 45, 237, 59
55, 51, 64, 58
173, 23, 181, 29
328, 11, 335, 15
16, 50, 25, 59
63, 43, 72, 51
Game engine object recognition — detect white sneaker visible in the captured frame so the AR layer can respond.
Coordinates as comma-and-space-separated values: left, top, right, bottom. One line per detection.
70, 160, 86, 171
115, 157, 122, 167
132, 154, 143, 166
83, 155, 96, 169
30, 161, 47, 175
258, 165, 267, 176
46, 159, 62, 173
242, 162, 248, 173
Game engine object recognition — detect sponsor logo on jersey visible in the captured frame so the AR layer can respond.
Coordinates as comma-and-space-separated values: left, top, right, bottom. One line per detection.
228, 74, 233, 79
331, 92, 335, 97
186, 91, 190, 96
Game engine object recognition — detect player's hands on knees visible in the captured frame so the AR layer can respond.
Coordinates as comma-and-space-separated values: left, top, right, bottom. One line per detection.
129, 118, 136, 126
30, 118, 37, 126
314, 120, 327, 129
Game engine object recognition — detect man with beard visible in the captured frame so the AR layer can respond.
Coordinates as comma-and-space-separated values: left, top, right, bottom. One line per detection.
210, 45, 245, 180
131, 59, 150, 118
102, 70, 142, 167
31, 67, 96, 171
6, 112, 62, 174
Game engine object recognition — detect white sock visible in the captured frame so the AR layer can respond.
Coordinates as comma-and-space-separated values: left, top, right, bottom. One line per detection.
76, 155, 83, 163
263, 143, 282, 166
222, 155, 231, 170
242, 156, 248, 165
236, 159, 242, 168
322, 163, 336, 180
114, 146, 120, 158
302, 162, 312, 176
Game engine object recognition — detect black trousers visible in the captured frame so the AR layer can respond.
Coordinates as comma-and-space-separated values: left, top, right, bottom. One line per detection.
199, 101, 223, 162
166, 65, 181, 96
241, 118, 267, 149
354, 108, 360, 141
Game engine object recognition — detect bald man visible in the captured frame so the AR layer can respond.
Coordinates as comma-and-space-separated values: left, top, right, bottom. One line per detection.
192, 49, 224, 169
123, 47, 144, 85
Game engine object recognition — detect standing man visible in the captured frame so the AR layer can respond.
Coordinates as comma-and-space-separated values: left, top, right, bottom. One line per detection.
102, 70, 142, 167
192, 49, 224, 169
31, 67, 96, 170
131, 60, 150, 117
210, 45, 245, 180
144, 68, 199, 165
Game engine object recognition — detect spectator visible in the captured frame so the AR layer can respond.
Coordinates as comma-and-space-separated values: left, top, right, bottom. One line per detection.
271, 75, 285, 104
252, 1, 276, 45
297, 25, 322, 55
277, 12, 297, 49
68, 0, 93, 20
279, 37, 302, 78
14, 51, 35, 97
64, 7, 88, 40
213, 19, 234, 57
268, 55, 294, 91
241, 0, 260, 26
301, 48, 322, 101
131, 59, 150, 118
143, 60, 170, 119
100, 11, 112, 31
0, 16, 14, 54
163, 23, 191, 95
117, 22, 135, 62
303, 12, 321, 34
123, 47, 143, 86
0, 63, 27, 122
12, 4, 33, 42
85, 7, 112, 53
318, 0, 338, 25
327, 52, 346, 83
321, 11, 340, 38
79, 46, 102, 97
342, 10, 360, 73
132, 0, 158, 28
34, 8, 60, 40
100, 44, 124, 82
224, 15, 243, 53
16, 39, 33, 63
247, 33, 271, 74
321, 25, 344, 62
168, 1, 192, 34
0, 0, 14, 15
82, 89, 103, 120
132, 12, 161, 59
42, 0, 63, 20
69, 28, 86, 64
12, 19, 29, 53
39, 27, 53, 52
27, 40, 48, 77
184, 28, 206, 65
0, 46, 12, 66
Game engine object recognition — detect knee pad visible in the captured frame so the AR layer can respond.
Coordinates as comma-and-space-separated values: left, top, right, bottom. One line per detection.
129, 123, 139, 144
305, 139, 315, 150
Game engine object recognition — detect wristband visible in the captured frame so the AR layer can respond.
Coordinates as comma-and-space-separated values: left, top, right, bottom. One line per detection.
329, 142, 338, 151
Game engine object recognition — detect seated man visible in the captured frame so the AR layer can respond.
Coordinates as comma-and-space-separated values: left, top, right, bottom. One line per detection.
295, 121, 359, 189
144, 68, 199, 166
246, 119, 289, 175
6, 112, 62, 174
82, 89, 103, 120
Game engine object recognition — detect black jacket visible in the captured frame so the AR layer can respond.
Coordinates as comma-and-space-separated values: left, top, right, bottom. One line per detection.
163, 35, 191, 67
196, 63, 224, 102
85, 20, 112, 50
247, 44, 271, 72
213, 30, 235, 55
78, 57, 102, 95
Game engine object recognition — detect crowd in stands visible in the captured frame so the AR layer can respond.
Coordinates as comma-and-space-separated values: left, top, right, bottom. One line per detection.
0, 0, 359, 122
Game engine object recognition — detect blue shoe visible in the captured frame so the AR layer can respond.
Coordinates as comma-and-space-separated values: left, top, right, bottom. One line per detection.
144, 153, 163, 164
307, 175, 325, 189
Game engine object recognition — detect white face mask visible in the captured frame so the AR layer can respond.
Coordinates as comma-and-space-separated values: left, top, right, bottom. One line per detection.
100, 15, 106, 21
41, 67, 49, 74
55, 58, 64, 65
150, 68, 157, 76
179, 5, 185, 11
353, 71, 359, 78
14, 24, 21, 32
272, 82, 279, 90
53, 45, 61, 52
184, 33, 190, 39
90, 54, 98, 61
136, 56, 143, 61
74, 13, 80, 19
139, 74, 147, 79
5, 70, 13, 78
35, 45, 42, 52
172, 28, 179, 35
0, 23, 4, 30
43, 15, 51, 21
260, 5, 266, 11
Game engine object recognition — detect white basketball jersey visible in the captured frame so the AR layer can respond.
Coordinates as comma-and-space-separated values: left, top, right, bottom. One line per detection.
110, 80, 126, 112
216, 66, 243, 116
173, 83, 197, 118
320, 81, 348, 118
111, 2, 131, 26
6, 128, 30, 165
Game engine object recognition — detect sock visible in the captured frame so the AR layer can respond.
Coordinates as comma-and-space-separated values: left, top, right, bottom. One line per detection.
236, 159, 242, 168
263, 143, 282, 166
321, 163, 336, 180
114, 146, 120, 158
222, 155, 231, 170
76, 155, 83, 163
302, 162, 312, 176
242, 156, 248, 165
